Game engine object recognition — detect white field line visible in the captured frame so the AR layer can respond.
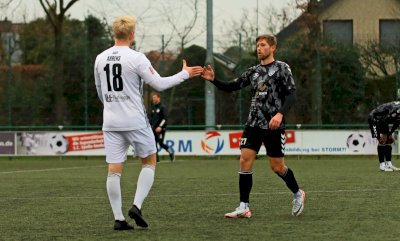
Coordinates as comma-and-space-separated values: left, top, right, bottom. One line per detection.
0, 165, 107, 174
153, 188, 388, 197
0, 188, 387, 201
0, 162, 147, 175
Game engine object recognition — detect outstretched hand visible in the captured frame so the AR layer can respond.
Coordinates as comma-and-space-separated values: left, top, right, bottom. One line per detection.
201, 65, 215, 81
182, 59, 204, 78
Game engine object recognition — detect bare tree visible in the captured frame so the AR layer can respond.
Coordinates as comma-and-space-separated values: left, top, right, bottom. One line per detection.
359, 41, 393, 77
156, 0, 205, 112
38, 0, 79, 124
159, 0, 205, 52
216, 1, 305, 54
217, 10, 258, 53
98, 0, 157, 51
0, 0, 23, 21
259, 1, 305, 35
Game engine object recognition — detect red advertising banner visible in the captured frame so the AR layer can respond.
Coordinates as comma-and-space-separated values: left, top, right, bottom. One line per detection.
66, 132, 104, 152
286, 130, 295, 143
229, 132, 242, 149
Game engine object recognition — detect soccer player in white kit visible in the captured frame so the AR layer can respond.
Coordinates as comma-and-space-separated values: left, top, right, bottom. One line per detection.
94, 16, 203, 230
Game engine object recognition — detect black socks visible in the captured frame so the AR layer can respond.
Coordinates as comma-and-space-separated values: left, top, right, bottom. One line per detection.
239, 171, 253, 203
277, 167, 300, 194
384, 145, 392, 162
378, 145, 385, 163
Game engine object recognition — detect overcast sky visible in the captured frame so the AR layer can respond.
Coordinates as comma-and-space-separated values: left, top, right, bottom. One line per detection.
1, 0, 302, 52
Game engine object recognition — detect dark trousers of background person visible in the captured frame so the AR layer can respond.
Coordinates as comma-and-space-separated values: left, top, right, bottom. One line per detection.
153, 129, 170, 162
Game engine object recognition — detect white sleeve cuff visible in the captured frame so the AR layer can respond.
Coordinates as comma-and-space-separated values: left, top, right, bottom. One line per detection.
179, 70, 190, 79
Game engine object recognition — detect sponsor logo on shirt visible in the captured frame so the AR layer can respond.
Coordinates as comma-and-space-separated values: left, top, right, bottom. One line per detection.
105, 93, 131, 102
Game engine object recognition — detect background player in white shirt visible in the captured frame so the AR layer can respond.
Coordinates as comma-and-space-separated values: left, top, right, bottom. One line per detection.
94, 15, 203, 230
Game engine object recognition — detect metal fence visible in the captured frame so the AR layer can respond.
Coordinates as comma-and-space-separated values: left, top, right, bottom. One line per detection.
0, 21, 399, 128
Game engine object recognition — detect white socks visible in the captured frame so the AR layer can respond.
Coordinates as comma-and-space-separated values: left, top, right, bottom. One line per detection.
106, 172, 125, 221
380, 161, 393, 169
106, 165, 155, 221
240, 202, 249, 209
133, 165, 155, 210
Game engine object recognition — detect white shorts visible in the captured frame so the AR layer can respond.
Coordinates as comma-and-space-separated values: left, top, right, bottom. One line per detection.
103, 127, 156, 163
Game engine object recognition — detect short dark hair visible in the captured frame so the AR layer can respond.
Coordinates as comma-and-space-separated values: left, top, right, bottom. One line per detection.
256, 34, 277, 47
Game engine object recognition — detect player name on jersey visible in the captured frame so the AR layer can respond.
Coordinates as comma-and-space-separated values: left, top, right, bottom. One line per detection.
107, 55, 121, 61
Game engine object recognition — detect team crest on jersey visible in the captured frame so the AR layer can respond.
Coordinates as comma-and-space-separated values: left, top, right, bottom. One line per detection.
258, 82, 267, 91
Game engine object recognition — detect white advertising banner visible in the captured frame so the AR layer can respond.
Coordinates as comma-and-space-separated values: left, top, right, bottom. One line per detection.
14, 129, 394, 156
158, 129, 392, 156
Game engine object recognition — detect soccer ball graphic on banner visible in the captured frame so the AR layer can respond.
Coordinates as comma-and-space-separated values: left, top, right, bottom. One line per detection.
49, 134, 69, 154
346, 133, 366, 152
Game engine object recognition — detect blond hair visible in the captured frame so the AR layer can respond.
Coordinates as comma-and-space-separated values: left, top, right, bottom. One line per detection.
256, 34, 277, 47
112, 16, 137, 40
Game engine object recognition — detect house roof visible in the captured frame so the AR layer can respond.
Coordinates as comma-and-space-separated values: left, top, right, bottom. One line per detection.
0, 19, 24, 33
276, 0, 338, 43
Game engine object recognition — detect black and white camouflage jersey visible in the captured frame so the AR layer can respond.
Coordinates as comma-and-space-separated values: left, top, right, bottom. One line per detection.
368, 101, 400, 125
212, 60, 296, 129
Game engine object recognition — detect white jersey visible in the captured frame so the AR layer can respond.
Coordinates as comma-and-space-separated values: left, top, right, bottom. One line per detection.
94, 46, 189, 131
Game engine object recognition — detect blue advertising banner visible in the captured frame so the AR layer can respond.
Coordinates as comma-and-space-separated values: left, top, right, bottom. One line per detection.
0, 133, 15, 155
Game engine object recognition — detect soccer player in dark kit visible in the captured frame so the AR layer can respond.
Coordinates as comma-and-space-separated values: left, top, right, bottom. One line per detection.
150, 92, 175, 162
368, 101, 400, 172
201, 34, 305, 218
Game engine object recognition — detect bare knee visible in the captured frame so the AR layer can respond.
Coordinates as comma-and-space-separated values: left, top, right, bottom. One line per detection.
240, 156, 254, 171
108, 163, 123, 174
141, 153, 157, 166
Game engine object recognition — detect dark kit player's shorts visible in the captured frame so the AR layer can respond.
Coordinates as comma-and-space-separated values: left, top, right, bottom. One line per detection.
240, 125, 285, 157
368, 116, 389, 139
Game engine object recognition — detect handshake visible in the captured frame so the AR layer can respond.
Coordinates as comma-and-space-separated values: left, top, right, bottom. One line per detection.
181, 59, 215, 81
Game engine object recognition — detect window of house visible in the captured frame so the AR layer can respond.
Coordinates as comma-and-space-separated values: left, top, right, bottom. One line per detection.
380, 19, 400, 47
323, 20, 353, 45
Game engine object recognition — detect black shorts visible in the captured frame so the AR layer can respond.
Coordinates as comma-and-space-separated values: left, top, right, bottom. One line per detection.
368, 118, 389, 139
240, 126, 285, 158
